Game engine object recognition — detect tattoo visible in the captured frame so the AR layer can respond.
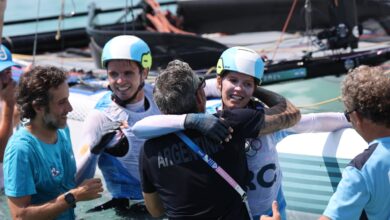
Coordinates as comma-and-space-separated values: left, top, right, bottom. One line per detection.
253, 87, 301, 135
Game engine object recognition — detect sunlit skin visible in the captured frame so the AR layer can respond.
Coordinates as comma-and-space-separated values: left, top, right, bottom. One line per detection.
43, 82, 73, 130
107, 60, 148, 103
217, 71, 256, 110
0, 67, 13, 89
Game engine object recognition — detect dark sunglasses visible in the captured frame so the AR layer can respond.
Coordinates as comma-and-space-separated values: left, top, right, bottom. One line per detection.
197, 76, 206, 90
344, 110, 355, 122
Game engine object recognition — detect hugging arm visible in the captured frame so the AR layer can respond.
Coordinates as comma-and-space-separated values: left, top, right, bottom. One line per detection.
287, 112, 351, 133
132, 113, 231, 143
253, 87, 301, 135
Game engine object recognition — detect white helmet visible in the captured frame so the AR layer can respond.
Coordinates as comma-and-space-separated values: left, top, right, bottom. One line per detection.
101, 35, 152, 69
216, 46, 264, 84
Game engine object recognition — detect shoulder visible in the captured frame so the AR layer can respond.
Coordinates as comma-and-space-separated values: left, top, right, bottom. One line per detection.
219, 108, 264, 124
94, 91, 113, 110
348, 142, 378, 170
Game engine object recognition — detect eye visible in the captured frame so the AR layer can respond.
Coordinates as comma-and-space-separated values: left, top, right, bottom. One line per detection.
108, 71, 119, 79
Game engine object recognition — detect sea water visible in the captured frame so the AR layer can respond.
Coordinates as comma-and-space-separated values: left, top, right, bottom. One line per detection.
4, 0, 175, 37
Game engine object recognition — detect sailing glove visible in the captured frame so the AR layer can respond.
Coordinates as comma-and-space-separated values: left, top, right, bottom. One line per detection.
184, 113, 231, 143
91, 121, 127, 155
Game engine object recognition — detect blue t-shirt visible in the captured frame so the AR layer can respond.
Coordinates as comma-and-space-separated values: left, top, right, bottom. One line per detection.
3, 127, 76, 220
323, 137, 390, 220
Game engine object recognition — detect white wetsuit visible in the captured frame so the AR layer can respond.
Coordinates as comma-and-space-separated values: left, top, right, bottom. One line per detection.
77, 83, 160, 200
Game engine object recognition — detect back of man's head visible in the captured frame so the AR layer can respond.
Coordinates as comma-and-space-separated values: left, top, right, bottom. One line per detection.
17, 65, 67, 121
342, 65, 390, 128
154, 60, 201, 114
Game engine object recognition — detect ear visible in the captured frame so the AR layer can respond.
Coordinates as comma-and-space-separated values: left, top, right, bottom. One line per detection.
141, 68, 149, 80
216, 76, 222, 91
195, 88, 206, 112
32, 100, 44, 115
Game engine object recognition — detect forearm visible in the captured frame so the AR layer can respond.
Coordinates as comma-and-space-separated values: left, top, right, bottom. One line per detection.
75, 152, 98, 185
254, 87, 301, 134
8, 193, 74, 220
132, 114, 187, 139
0, 101, 14, 162
288, 112, 350, 133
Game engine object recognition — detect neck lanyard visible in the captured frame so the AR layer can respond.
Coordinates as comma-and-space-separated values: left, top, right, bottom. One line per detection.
175, 132, 253, 220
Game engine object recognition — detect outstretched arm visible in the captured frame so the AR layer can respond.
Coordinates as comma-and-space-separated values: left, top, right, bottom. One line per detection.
287, 112, 351, 133
132, 114, 231, 143
254, 87, 301, 135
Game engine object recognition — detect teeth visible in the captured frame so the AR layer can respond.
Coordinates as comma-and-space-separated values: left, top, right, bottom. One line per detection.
230, 95, 243, 100
117, 86, 130, 91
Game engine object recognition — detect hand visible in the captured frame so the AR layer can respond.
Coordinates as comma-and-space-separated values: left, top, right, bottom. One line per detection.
72, 178, 103, 202
260, 201, 281, 220
90, 121, 123, 154
184, 113, 232, 143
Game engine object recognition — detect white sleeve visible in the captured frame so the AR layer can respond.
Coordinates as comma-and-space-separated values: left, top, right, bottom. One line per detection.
75, 110, 107, 182
287, 112, 351, 133
132, 114, 187, 139
204, 78, 221, 98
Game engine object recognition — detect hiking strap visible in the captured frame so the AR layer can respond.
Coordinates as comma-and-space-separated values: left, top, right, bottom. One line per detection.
175, 132, 253, 220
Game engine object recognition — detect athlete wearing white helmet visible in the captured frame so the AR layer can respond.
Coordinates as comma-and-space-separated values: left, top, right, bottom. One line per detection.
75, 35, 161, 215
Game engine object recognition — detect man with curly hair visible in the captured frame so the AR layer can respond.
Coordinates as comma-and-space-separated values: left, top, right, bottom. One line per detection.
3, 66, 103, 219
320, 65, 390, 220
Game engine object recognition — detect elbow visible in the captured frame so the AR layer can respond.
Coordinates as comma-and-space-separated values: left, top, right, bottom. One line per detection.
13, 209, 28, 220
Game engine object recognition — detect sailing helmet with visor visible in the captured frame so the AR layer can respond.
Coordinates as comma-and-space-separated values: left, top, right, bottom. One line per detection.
101, 35, 152, 69
216, 46, 264, 85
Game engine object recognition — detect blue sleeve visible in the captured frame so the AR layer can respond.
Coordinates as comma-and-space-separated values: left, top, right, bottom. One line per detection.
323, 166, 369, 220
4, 139, 36, 197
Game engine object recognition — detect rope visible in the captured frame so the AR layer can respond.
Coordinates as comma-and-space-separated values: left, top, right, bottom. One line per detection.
55, 0, 65, 41
271, 0, 298, 61
297, 96, 342, 109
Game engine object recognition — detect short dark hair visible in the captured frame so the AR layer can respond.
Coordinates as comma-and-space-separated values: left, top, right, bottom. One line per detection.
153, 60, 200, 114
17, 66, 68, 121
342, 65, 390, 128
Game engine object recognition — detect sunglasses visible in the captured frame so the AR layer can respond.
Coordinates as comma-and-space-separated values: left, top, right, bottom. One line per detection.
344, 110, 355, 122
197, 76, 206, 90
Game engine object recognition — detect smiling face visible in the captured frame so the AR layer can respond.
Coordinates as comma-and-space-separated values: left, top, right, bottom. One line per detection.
107, 60, 147, 103
217, 71, 256, 110
43, 82, 73, 130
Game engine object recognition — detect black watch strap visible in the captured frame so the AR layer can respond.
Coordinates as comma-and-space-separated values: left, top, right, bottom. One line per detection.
64, 192, 76, 208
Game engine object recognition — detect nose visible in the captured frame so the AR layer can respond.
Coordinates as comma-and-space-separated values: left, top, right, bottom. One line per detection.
116, 73, 127, 84
67, 100, 73, 113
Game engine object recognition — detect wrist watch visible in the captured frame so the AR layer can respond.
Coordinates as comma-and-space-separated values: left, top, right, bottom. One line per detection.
64, 192, 77, 208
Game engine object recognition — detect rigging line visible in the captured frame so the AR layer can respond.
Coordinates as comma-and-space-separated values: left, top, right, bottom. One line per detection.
32, 0, 42, 66
130, 0, 135, 31
56, 0, 65, 41
297, 96, 342, 109
124, 0, 128, 33
271, 0, 298, 61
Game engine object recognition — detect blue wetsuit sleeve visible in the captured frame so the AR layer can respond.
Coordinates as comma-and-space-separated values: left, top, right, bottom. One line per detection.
323, 166, 369, 219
